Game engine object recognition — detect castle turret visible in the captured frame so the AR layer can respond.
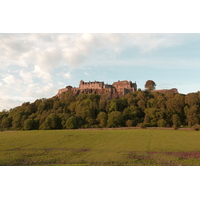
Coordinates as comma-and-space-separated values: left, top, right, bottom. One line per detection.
79, 80, 84, 88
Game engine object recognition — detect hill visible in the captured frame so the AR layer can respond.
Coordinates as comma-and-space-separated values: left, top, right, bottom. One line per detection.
1, 85, 200, 131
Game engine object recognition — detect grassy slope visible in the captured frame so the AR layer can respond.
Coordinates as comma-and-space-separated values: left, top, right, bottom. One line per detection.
1, 129, 200, 166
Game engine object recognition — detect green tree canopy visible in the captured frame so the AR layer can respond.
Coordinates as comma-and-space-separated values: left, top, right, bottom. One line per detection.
107, 111, 123, 128
41, 113, 62, 130
66, 116, 77, 129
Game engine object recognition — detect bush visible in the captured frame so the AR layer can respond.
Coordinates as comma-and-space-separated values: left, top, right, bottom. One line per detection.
157, 119, 167, 127
137, 123, 146, 129
126, 120, 133, 127
172, 125, 178, 130
192, 124, 200, 131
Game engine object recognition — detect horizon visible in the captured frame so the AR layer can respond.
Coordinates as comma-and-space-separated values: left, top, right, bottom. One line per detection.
1, 33, 200, 111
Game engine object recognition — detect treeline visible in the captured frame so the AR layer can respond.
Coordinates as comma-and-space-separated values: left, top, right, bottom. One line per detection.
1, 90, 200, 130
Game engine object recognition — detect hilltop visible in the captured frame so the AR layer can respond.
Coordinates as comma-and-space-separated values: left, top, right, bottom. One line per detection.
56, 80, 137, 98
56, 79, 178, 98
0, 78, 199, 131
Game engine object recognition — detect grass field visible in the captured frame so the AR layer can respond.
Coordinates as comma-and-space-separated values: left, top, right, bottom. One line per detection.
1, 129, 200, 166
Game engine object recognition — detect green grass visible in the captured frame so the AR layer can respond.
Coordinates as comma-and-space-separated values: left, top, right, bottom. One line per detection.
1, 129, 200, 165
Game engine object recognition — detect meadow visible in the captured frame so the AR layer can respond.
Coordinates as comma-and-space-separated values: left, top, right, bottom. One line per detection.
1, 128, 200, 166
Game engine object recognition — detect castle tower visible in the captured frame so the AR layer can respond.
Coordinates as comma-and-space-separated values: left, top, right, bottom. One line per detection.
79, 80, 84, 88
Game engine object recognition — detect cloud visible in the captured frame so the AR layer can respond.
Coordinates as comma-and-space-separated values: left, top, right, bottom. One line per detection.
36, 47, 63, 70
18, 81, 56, 100
33, 65, 51, 82
0, 77, 57, 111
0, 33, 185, 72
0, 97, 22, 111
0, 33, 196, 111
19, 70, 33, 84
61, 33, 101, 67
3, 74, 20, 85
63, 72, 72, 79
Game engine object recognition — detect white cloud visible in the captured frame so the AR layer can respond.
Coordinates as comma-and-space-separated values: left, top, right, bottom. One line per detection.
33, 65, 51, 82
0, 97, 22, 111
0, 33, 185, 71
43, 82, 54, 93
25, 82, 56, 99
3, 74, 20, 85
58, 82, 64, 85
19, 70, 33, 84
36, 47, 63, 70
63, 72, 72, 79
0, 33, 197, 110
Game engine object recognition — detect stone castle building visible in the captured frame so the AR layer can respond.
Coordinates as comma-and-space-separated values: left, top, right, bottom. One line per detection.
56, 80, 137, 98
56, 79, 178, 98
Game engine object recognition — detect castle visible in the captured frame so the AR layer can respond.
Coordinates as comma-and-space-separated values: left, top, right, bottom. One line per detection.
56, 80, 137, 98
56, 80, 178, 98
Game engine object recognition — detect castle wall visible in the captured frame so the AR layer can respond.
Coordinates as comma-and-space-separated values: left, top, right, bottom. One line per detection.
112, 80, 137, 95
57, 88, 69, 96
103, 84, 112, 89
79, 81, 104, 90
56, 80, 180, 99
56, 80, 138, 98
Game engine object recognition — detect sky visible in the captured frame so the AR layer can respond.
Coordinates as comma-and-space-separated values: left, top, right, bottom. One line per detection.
1, 33, 200, 110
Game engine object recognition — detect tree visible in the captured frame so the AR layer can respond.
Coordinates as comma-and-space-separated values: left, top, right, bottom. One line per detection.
166, 94, 185, 124
41, 113, 62, 130
126, 119, 134, 127
97, 112, 107, 127
185, 93, 199, 107
125, 93, 138, 106
60, 91, 76, 104
60, 113, 71, 128
85, 117, 96, 127
107, 111, 123, 128
137, 100, 146, 110
99, 98, 107, 111
24, 119, 35, 130
184, 105, 200, 127
75, 99, 95, 119
155, 94, 166, 109
172, 114, 181, 129
11, 112, 24, 130
1, 117, 12, 129
123, 106, 143, 125
157, 119, 167, 127
108, 99, 127, 112
145, 80, 156, 91
66, 116, 77, 129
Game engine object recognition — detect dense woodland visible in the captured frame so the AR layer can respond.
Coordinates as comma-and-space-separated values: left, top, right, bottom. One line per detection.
1, 90, 200, 130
